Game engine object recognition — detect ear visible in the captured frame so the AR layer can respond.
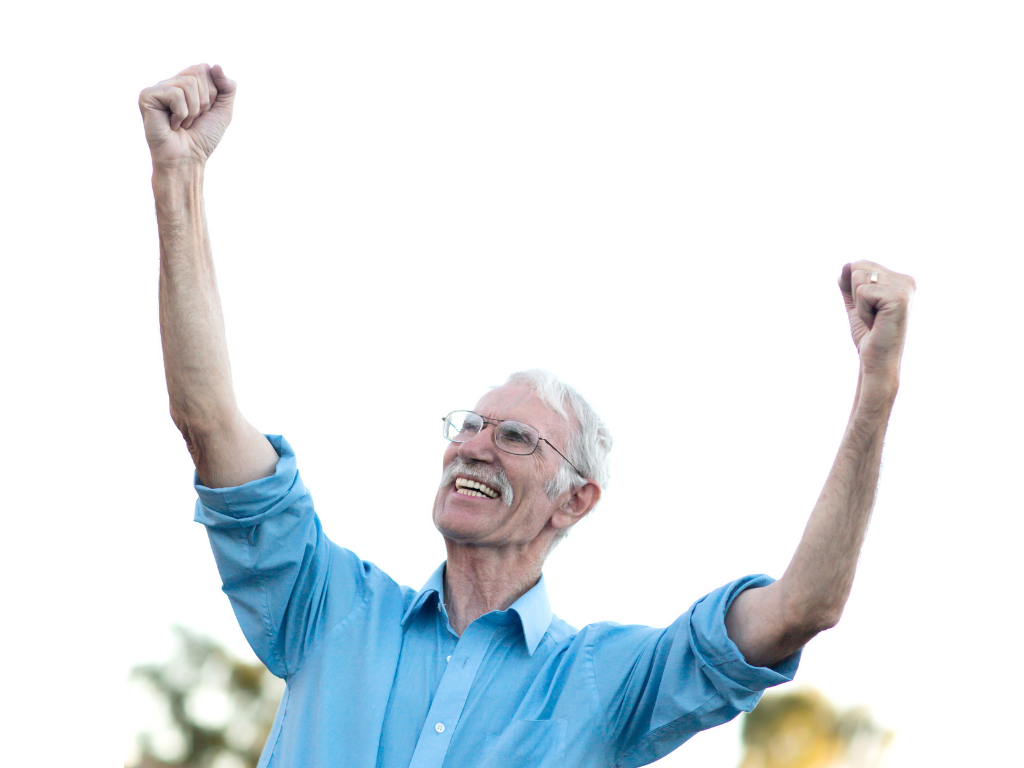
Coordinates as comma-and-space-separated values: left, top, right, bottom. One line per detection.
550, 480, 602, 531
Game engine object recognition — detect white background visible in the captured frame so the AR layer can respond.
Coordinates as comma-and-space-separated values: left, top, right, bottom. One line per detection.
1, 2, 1021, 766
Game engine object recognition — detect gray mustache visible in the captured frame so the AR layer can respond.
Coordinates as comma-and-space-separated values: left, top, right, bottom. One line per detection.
440, 457, 514, 507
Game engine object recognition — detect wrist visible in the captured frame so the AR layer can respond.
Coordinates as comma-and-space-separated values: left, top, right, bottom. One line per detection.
152, 163, 205, 196
152, 164, 205, 221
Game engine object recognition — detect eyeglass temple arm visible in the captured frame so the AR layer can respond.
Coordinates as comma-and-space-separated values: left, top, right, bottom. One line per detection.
540, 438, 584, 478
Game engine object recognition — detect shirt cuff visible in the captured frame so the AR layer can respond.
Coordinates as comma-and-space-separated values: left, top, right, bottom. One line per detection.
688, 574, 801, 709
193, 435, 305, 529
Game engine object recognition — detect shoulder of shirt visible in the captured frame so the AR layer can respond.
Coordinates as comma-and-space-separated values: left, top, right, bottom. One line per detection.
325, 542, 411, 606
545, 614, 577, 644
537, 616, 666, 657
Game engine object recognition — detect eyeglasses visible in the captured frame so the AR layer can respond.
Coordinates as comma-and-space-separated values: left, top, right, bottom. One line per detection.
441, 410, 583, 476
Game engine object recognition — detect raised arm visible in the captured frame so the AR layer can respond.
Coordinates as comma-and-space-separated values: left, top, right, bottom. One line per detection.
724, 261, 916, 667
140, 64, 278, 488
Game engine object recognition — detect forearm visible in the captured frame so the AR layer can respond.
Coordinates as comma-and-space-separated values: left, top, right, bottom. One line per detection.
726, 374, 896, 666
154, 165, 276, 486
155, 165, 236, 428
778, 375, 895, 627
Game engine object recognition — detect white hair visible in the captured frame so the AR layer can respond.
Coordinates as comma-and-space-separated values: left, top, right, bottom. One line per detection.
502, 370, 612, 543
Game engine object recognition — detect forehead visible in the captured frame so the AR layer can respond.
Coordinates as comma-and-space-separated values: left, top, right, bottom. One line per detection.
473, 383, 568, 441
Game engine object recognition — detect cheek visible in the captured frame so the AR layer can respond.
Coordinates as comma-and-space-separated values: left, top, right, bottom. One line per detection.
431, 485, 447, 520
515, 470, 554, 508
442, 443, 459, 468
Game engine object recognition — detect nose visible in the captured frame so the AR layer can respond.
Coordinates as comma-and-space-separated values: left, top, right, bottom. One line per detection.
456, 423, 498, 463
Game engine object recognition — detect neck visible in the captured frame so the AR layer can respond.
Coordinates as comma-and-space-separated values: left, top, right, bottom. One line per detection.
442, 542, 545, 636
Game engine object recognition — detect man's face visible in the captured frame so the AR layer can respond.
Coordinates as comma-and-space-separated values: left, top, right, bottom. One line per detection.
432, 383, 572, 549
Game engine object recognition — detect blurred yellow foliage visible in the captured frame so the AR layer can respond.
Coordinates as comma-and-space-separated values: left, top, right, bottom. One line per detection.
739, 689, 892, 768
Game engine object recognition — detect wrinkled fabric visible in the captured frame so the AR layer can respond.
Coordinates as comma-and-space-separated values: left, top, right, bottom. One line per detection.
195, 435, 799, 768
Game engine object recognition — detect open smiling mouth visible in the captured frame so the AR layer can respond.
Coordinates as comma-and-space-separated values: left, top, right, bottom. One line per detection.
454, 477, 501, 499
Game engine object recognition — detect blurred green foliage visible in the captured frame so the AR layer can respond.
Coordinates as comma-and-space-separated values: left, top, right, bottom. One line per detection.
128, 627, 283, 768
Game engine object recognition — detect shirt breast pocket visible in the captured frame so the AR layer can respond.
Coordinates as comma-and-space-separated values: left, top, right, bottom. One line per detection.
483, 718, 567, 767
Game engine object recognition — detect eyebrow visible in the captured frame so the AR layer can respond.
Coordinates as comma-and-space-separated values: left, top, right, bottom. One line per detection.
480, 412, 525, 426
494, 417, 538, 433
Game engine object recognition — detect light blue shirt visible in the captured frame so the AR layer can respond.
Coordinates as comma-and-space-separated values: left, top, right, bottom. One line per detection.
195, 436, 799, 768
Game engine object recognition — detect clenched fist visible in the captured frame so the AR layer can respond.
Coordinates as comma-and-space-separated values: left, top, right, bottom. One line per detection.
838, 261, 916, 383
139, 64, 236, 169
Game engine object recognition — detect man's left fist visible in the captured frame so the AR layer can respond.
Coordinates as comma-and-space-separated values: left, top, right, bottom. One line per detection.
838, 261, 916, 384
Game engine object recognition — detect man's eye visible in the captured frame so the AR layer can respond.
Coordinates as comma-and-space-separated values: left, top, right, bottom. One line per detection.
501, 426, 532, 444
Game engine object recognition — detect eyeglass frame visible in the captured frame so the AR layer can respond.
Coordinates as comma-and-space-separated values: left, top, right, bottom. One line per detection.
440, 410, 584, 477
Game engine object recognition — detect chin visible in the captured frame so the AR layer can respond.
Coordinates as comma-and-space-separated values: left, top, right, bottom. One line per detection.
433, 498, 495, 543
433, 507, 483, 540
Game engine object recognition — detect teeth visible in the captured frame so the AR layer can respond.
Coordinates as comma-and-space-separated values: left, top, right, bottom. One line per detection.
454, 477, 499, 498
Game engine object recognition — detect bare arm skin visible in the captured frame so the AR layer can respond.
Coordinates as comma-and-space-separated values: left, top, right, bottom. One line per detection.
141, 64, 278, 488
725, 261, 916, 667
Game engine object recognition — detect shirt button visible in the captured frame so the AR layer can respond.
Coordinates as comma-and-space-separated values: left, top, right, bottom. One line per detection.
446, 655, 451, 663
434, 723, 445, 734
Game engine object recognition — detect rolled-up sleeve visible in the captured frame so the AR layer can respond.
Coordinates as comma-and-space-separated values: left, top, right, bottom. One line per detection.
194, 435, 368, 679
590, 574, 800, 768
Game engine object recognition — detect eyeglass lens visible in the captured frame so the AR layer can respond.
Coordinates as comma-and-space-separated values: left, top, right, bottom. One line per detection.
443, 411, 540, 455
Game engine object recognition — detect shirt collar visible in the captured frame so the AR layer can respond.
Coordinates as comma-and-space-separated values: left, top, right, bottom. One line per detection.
401, 562, 553, 656
401, 562, 446, 626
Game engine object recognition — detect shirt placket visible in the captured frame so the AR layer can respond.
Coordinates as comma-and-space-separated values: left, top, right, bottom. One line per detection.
407, 618, 498, 768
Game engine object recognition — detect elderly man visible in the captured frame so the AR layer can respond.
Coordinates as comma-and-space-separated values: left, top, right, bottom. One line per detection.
140, 64, 915, 768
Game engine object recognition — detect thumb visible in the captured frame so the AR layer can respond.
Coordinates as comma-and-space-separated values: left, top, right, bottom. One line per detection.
838, 263, 855, 312
209, 65, 237, 111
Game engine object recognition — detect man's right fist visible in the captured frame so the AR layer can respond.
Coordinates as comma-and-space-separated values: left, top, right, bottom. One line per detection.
139, 64, 236, 170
